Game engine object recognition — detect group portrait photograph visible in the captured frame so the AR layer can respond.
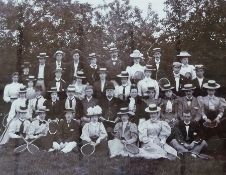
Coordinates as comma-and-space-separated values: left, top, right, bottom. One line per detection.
0, 0, 226, 174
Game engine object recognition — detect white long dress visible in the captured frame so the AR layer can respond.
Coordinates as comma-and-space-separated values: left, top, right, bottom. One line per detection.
138, 119, 177, 159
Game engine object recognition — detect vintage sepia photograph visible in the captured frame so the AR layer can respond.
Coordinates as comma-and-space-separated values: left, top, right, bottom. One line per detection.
0, 0, 226, 174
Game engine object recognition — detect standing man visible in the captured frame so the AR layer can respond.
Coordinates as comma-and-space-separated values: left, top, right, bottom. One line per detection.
177, 51, 196, 80
34, 52, 49, 93
105, 47, 125, 81
3, 72, 24, 103
21, 62, 32, 84
192, 65, 208, 97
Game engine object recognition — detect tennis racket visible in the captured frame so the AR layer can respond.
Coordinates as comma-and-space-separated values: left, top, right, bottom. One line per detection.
124, 143, 139, 155
14, 136, 39, 154
203, 121, 218, 128
14, 144, 27, 153
80, 143, 95, 156
2, 113, 8, 128
158, 78, 170, 90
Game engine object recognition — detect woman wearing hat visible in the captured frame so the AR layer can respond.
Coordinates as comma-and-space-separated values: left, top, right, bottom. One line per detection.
80, 106, 108, 154
159, 84, 179, 128
177, 51, 196, 80
50, 109, 80, 153
143, 87, 161, 108
26, 75, 37, 100
71, 70, 87, 100
138, 104, 177, 159
197, 80, 226, 140
108, 107, 138, 158
0, 106, 31, 145
7, 86, 30, 124
126, 50, 145, 83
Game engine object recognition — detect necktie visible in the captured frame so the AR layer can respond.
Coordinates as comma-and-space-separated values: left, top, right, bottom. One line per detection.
52, 101, 56, 106
185, 125, 189, 140
122, 86, 126, 100
35, 97, 41, 110
69, 99, 73, 108
19, 120, 24, 134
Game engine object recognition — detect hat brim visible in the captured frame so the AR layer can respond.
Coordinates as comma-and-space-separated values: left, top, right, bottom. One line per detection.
18, 110, 27, 113
161, 87, 175, 91
37, 56, 49, 59
203, 83, 220, 89
117, 75, 129, 78
47, 90, 58, 93
145, 107, 161, 113
181, 87, 196, 91
145, 68, 156, 71
117, 111, 135, 116
87, 114, 102, 117
75, 76, 86, 79
19, 90, 27, 93
36, 109, 50, 113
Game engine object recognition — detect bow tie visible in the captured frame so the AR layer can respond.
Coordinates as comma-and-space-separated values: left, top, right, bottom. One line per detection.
187, 98, 192, 102
91, 65, 97, 69
39, 121, 46, 125
56, 80, 60, 82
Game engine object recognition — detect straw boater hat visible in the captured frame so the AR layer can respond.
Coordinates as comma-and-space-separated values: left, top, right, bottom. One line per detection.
75, 71, 86, 79
10, 95, 18, 100
146, 86, 156, 93
173, 62, 182, 67
18, 106, 28, 113
54, 50, 65, 58
67, 85, 75, 92
117, 107, 134, 116
19, 86, 27, 93
145, 104, 161, 113
88, 53, 97, 59
117, 71, 129, 78
37, 53, 49, 59
161, 83, 174, 91
98, 68, 108, 74
153, 48, 161, 52
182, 84, 196, 91
26, 75, 36, 82
203, 80, 220, 89
130, 49, 144, 58
177, 51, 191, 57
21, 62, 31, 68
109, 47, 118, 53
36, 106, 50, 113
145, 65, 156, 71
87, 105, 102, 117
71, 49, 81, 55
47, 87, 58, 93
194, 64, 205, 70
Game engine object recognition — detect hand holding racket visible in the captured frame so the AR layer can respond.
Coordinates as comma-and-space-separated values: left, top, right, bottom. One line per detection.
122, 140, 139, 155
48, 119, 58, 134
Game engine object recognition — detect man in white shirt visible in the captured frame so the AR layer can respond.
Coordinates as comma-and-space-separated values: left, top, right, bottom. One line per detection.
177, 51, 196, 80
84, 53, 99, 84
137, 65, 159, 99
115, 71, 131, 101
3, 72, 24, 103
36, 53, 49, 93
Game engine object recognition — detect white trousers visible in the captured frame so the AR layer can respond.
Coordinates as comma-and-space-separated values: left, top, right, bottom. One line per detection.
52, 141, 77, 153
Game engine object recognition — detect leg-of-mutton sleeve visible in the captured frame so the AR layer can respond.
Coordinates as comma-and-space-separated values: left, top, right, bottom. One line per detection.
159, 121, 171, 144
138, 121, 149, 144
80, 123, 91, 142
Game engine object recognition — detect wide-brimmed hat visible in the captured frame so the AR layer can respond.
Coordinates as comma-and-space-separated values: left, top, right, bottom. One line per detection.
67, 85, 75, 92
130, 50, 144, 58
109, 47, 118, 53
161, 84, 174, 91
37, 53, 49, 59
182, 84, 196, 91
88, 53, 97, 59
177, 51, 191, 57
203, 80, 220, 89
98, 68, 108, 74
18, 106, 28, 113
117, 107, 134, 116
145, 104, 161, 113
26, 75, 36, 81
36, 106, 50, 113
54, 50, 65, 58
194, 64, 205, 70
47, 87, 58, 93
12, 72, 19, 77
117, 71, 129, 78
19, 86, 27, 93
173, 62, 182, 67
75, 71, 86, 79
87, 105, 102, 116
21, 62, 31, 68
10, 95, 18, 100
145, 65, 156, 71
71, 49, 81, 55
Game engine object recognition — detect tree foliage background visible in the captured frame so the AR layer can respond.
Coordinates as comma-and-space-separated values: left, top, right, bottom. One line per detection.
0, 0, 226, 88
